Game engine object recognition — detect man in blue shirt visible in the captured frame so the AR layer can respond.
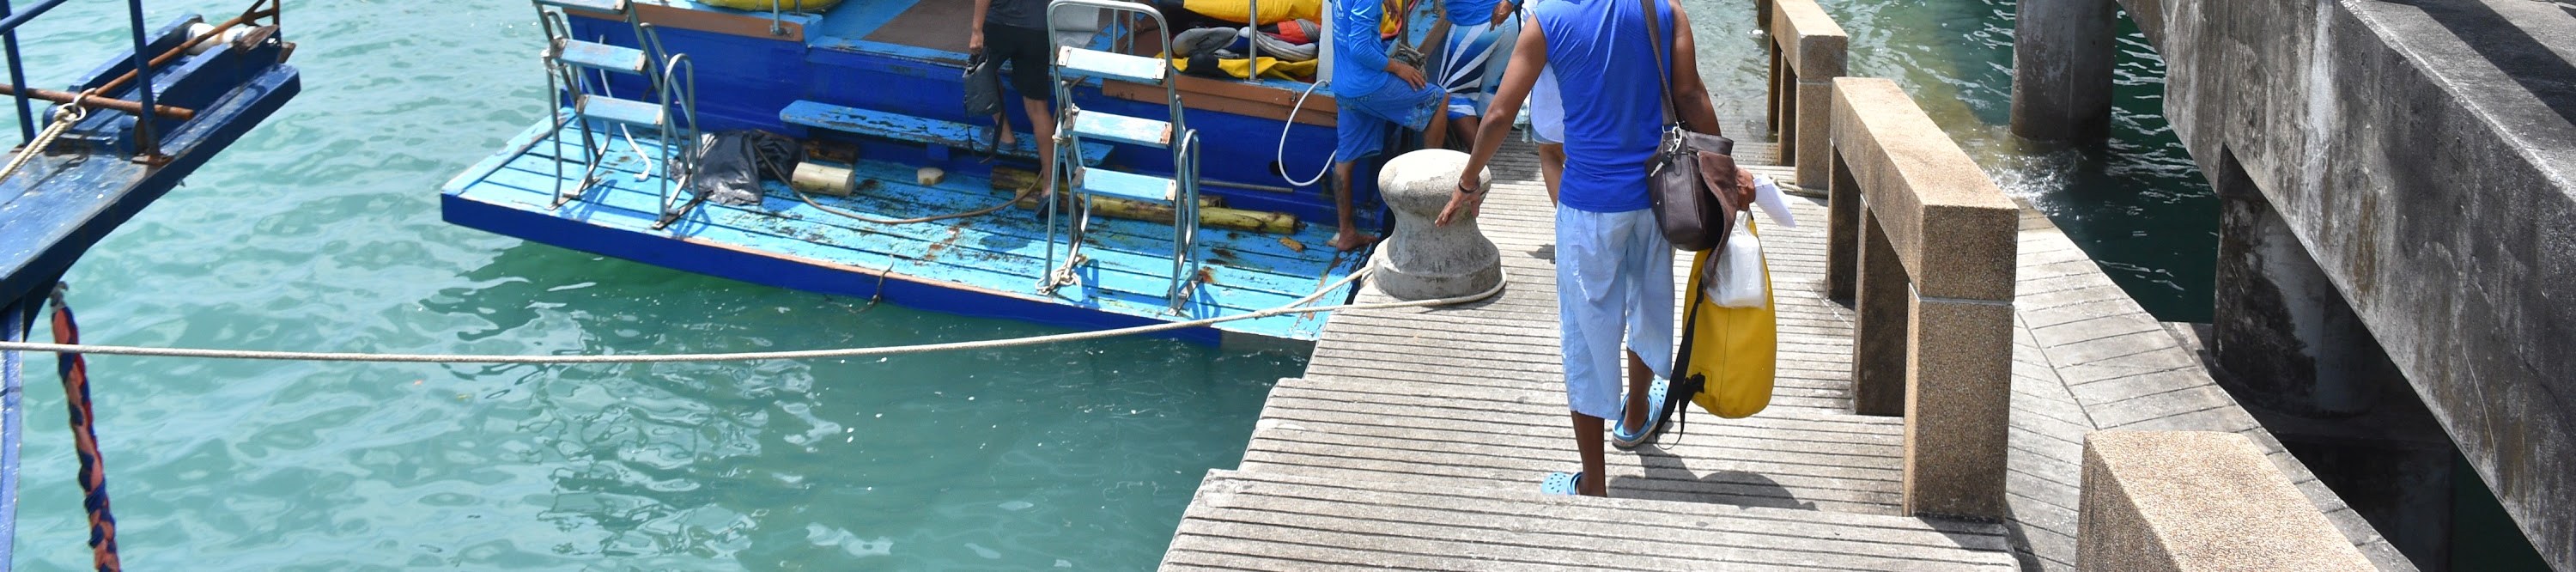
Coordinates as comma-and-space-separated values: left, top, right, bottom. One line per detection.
1328, 0, 1451, 252
1439, 0, 1734, 497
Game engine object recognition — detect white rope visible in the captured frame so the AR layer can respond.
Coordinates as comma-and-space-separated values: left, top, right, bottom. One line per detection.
0, 265, 1504, 364
0, 104, 88, 183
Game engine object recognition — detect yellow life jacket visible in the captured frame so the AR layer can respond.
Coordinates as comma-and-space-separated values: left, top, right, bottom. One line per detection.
1178, 0, 1324, 25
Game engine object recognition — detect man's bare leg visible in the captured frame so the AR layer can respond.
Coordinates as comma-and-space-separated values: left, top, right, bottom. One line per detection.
1571, 412, 1608, 496
1538, 143, 1565, 204
1448, 114, 1481, 150
1021, 97, 1058, 198
994, 112, 1016, 149
1622, 350, 1652, 434
1330, 161, 1377, 251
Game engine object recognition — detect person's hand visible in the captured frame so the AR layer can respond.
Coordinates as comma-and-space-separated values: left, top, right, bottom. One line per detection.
1490, 1, 1514, 25
969, 30, 986, 55
1386, 61, 1428, 90
1735, 167, 1756, 205
1437, 175, 1485, 226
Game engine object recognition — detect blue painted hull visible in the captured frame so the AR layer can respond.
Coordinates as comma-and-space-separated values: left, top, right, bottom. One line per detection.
448, 1, 1380, 342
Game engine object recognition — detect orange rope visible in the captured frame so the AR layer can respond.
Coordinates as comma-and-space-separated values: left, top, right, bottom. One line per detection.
47, 288, 119, 572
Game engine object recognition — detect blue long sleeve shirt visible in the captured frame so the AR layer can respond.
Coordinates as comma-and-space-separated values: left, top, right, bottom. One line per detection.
1331, 0, 1393, 97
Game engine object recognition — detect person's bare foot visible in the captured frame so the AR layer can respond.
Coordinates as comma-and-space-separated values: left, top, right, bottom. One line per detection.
1330, 229, 1379, 252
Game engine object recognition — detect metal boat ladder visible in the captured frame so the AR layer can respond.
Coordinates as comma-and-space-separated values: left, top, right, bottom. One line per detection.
532, 0, 702, 228
1038, 0, 1203, 313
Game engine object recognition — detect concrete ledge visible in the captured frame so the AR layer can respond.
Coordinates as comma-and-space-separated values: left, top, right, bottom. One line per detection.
2079, 431, 2377, 572
1771, 0, 1848, 78
1826, 77, 2020, 301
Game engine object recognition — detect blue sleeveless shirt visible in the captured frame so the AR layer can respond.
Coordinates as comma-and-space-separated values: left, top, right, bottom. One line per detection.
1533, 0, 1673, 213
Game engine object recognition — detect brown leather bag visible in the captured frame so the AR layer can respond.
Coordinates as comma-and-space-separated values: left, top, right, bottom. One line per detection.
1637, 0, 1743, 252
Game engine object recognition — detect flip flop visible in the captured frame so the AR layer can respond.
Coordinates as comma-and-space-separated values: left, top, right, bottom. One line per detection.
1541, 472, 1583, 496
1611, 376, 1672, 450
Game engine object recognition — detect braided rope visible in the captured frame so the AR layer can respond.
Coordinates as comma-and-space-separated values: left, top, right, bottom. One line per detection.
0, 265, 1504, 364
1, 97, 94, 184
47, 288, 120, 572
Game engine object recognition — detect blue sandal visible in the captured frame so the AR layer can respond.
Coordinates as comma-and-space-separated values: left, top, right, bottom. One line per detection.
1541, 472, 1583, 496
1611, 376, 1672, 449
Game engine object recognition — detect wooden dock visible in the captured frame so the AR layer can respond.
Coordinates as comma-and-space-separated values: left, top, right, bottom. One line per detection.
1159, 141, 2022, 569
1158, 134, 2409, 569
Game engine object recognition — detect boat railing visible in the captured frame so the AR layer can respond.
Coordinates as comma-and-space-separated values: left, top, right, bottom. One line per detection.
1, 0, 171, 160
767, 0, 804, 37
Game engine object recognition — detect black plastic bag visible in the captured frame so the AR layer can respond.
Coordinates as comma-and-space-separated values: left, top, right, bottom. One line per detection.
690, 130, 801, 206
963, 53, 1005, 119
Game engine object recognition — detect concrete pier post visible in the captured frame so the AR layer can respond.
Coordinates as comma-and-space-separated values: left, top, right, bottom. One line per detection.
2008, 0, 2117, 143
2209, 155, 2378, 417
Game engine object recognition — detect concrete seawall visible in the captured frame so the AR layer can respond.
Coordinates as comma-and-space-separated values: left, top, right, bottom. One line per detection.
2083, 0, 2576, 566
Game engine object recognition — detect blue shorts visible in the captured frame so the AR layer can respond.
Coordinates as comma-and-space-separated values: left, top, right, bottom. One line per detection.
1556, 206, 1676, 420
1333, 80, 1444, 162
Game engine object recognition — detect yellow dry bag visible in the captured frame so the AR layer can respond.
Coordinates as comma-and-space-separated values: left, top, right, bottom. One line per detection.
1674, 222, 1777, 419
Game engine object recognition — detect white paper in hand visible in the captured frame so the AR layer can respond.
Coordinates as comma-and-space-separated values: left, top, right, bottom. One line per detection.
1752, 174, 1798, 229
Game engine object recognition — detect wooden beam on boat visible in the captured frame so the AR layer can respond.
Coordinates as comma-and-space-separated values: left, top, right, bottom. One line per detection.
1103, 76, 1335, 127
565, 3, 804, 43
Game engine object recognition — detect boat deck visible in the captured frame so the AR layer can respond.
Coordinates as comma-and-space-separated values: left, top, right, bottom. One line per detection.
440, 115, 1363, 340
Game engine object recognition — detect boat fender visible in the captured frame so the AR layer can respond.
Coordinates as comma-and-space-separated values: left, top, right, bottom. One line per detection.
792, 162, 857, 196
183, 21, 258, 55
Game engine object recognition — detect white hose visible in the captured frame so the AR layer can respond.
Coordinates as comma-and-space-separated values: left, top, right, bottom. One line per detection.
1277, 80, 1335, 187
0, 264, 1503, 364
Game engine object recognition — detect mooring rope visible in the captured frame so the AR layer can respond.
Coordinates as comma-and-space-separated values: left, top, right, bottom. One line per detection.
0, 265, 1501, 364
0, 100, 92, 183
46, 288, 121, 572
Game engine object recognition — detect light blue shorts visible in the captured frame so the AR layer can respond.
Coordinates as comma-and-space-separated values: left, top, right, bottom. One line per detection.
1555, 206, 1676, 420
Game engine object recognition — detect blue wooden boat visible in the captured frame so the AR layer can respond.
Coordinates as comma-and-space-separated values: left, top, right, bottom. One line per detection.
440, 0, 1398, 344
0, 0, 301, 566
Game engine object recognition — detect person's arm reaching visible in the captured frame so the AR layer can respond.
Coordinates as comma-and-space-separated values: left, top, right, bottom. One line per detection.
1340, 0, 1428, 89
1438, 22, 1548, 226
969, 0, 993, 54
1665, 0, 1722, 136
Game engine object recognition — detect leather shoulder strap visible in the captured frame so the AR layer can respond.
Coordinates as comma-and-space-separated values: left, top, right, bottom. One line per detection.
1637, 0, 1675, 124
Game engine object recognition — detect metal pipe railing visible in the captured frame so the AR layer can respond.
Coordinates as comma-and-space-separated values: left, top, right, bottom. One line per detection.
2, 0, 34, 143
121, 0, 161, 159
0, 0, 71, 35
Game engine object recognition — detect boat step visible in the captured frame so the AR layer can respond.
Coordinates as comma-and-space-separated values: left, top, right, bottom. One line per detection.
575, 94, 665, 128
778, 100, 1110, 167
1080, 168, 1180, 204
534, 0, 627, 13
1055, 46, 1166, 84
555, 39, 648, 75
1066, 109, 1172, 149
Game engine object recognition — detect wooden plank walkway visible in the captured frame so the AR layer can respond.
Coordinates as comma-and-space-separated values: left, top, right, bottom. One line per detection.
1160, 139, 2020, 569
1161, 135, 2409, 569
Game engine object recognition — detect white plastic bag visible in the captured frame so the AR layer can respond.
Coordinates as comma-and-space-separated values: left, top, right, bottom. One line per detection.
1704, 212, 1768, 308
1751, 174, 1798, 229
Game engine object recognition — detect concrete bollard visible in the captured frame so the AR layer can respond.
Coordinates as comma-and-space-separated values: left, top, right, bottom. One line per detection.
2079, 431, 2377, 571
1369, 149, 1503, 301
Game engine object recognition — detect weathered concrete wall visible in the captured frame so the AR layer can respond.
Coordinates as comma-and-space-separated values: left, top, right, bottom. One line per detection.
2110, 0, 2576, 566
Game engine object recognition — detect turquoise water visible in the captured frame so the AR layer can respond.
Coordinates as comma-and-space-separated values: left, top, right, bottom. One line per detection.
0, 0, 2415, 568
3, 2, 1300, 569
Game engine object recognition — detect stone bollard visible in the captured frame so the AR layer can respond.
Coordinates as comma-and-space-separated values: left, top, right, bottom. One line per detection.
1369, 149, 1503, 301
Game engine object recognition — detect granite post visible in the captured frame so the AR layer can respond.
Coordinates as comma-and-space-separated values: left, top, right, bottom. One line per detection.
2078, 431, 2378, 571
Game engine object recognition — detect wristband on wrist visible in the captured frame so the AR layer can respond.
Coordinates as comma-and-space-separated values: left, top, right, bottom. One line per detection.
1456, 180, 1485, 196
